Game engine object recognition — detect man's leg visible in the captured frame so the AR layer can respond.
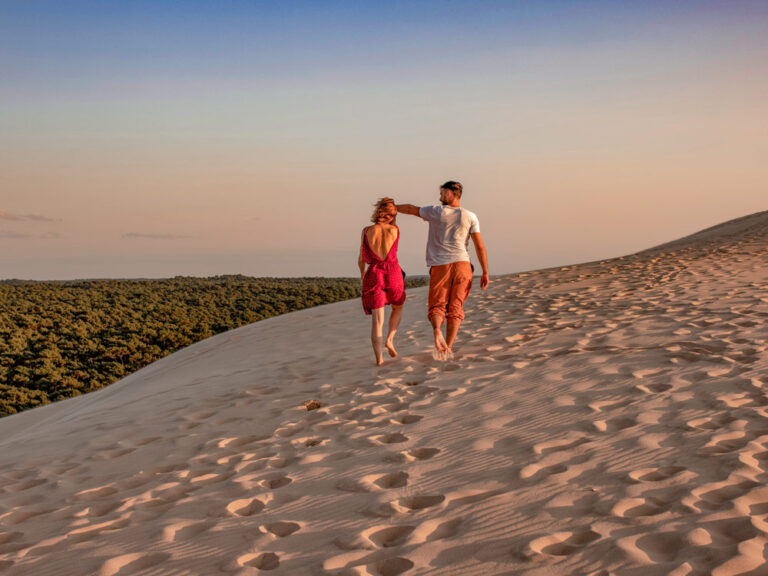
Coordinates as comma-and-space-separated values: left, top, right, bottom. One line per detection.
371, 307, 385, 365
385, 305, 403, 357
428, 265, 451, 353
446, 318, 461, 349
430, 314, 448, 353
445, 262, 473, 350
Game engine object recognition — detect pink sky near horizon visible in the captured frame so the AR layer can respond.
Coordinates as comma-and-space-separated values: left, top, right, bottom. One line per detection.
1, 3, 767, 280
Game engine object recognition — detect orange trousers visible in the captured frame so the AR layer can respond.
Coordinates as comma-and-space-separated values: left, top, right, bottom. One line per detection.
428, 261, 473, 322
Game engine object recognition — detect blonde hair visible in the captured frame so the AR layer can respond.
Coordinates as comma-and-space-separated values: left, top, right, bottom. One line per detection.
371, 197, 396, 225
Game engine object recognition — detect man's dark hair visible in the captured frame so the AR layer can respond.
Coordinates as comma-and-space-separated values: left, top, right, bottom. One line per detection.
440, 180, 463, 198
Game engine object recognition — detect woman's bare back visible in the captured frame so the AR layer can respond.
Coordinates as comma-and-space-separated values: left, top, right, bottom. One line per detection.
365, 223, 398, 260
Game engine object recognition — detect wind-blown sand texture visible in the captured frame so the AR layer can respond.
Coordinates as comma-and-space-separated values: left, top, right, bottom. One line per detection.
2, 210, 768, 576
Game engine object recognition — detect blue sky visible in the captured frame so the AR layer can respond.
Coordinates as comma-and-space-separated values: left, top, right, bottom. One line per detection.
2, 1, 767, 279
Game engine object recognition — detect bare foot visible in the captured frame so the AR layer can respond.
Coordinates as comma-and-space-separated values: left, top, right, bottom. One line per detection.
431, 348, 454, 361
385, 340, 397, 358
433, 329, 448, 353
372, 335, 384, 366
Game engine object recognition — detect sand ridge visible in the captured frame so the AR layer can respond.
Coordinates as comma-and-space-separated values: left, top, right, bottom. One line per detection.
2, 212, 768, 574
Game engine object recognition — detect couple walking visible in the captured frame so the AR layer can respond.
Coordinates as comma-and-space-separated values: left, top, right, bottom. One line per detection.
358, 181, 489, 365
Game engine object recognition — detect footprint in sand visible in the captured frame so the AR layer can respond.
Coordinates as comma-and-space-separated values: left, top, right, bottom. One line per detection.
698, 430, 749, 455
363, 525, 416, 548
411, 517, 464, 543
394, 495, 445, 512
532, 436, 589, 456
372, 433, 409, 445
686, 413, 736, 431
190, 471, 234, 486
593, 415, 637, 433
335, 478, 372, 493
612, 495, 672, 518
4, 478, 48, 494
688, 480, 761, 513
588, 398, 633, 413
261, 475, 292, 489
520, 462, 568, 481
217, 435, 270, 450
529, 527, 600, 557
264, 521, 301, 537
391, 414, 423, 425
635, 382, 673, 394
269, 455, 299, 469
2, 506, 56, 525
408, 447, 440, 460
237, 552, 280, 570
382, 401, 410, 413
361, 502, 400, 519
226, 498, 266, 517
374, 557, 415, 576
545, 488, 598, 515
446, 489, 504, 507
384, 447, 440, 464
294, 436, 329, 448
92, 447, 136, 461
235, 459, 269, 474
99, 552, 172, 576
331, 534, 370, 551
162, 520, 216, 542
628, 466, 686, 483
371, 471, 409, 489
70, 485, 119, 502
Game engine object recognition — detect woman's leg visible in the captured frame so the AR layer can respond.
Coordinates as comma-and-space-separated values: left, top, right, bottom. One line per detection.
385, 304, 403, 357
371, 307, 385, 365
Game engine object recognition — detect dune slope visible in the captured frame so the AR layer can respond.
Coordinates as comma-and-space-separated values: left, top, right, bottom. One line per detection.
2, 212, 768, 575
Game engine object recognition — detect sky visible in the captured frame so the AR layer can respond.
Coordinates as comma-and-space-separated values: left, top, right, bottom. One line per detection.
1, 0, 767, 280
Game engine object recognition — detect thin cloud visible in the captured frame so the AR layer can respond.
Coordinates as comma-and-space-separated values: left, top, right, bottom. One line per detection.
0, 211, 61, 222
0, 231, 60, 239
122, 232, 192, 240
23, 214, 61, 223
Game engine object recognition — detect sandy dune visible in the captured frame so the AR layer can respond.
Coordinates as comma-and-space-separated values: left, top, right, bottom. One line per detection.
2, 211, 768, 575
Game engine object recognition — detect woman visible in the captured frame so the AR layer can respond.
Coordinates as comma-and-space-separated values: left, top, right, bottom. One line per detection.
359, 197, 406, 365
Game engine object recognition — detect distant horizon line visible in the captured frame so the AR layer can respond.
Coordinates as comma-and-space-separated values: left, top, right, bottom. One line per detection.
0, 273, 429, 284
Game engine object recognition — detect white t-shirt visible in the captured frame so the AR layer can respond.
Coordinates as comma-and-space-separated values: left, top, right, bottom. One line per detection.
419, 205, 481, 267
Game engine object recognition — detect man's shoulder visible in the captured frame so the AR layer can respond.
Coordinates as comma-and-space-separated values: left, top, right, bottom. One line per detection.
419, 205, 443, 218
462, 207, 480, 222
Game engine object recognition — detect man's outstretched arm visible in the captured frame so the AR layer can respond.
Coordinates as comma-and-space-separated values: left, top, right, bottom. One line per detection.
396, 204, 421, 216
470, 232, 490, 290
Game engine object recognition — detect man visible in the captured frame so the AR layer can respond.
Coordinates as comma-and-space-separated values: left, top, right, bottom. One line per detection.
396, 181, 489, 358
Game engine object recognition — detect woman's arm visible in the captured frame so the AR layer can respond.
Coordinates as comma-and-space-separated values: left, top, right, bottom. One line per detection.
358, 227, 368, 278
358, 252, 366, 278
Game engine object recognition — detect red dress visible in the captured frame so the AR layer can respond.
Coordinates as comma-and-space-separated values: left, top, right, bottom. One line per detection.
361, 227, 406, 315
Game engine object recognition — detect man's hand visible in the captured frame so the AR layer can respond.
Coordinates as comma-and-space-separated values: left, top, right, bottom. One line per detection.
470, 232, 489, 290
